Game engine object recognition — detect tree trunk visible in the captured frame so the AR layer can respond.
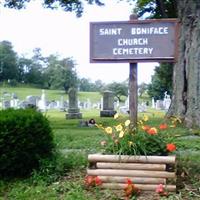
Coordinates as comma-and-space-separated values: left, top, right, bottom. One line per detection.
167, 0, 200, 128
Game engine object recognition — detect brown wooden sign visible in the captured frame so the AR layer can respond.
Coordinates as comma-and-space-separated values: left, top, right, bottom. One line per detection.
90, 19, 179, 63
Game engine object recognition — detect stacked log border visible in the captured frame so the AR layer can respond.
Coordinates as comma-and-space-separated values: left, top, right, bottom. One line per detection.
87, 154, 176, 192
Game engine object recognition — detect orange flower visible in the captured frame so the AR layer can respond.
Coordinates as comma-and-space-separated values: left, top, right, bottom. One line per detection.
166, 143, 176, 152
124, 179, 140, 198
155, 184, 168, 196
95, 176, 102, 186
159, 123, 168, 130
142, 125, 151, 131
85, 176, 102, 187
156, 184, 164, 193
147, 127, 158, 135
84, 175, 95, 187
126, 178, 133, 185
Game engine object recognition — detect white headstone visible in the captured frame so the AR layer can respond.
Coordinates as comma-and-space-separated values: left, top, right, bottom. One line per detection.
38, 90, 47, 111
152, 98, 155, 108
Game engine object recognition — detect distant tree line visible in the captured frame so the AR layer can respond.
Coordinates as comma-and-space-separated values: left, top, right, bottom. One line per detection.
0, 40, 129, 99
0, 40, 172, 100
0, 40, 78, 92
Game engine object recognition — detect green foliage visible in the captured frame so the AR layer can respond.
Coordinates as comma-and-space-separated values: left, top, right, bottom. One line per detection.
96, 114, 179, 156
3, 0, 104, 17
0, 108, 54, 178
43, 55, 78, 92
0, 40, 79, 90
30, 151, 76, 185
0, 40, 18, 82
138, 82, 148, 97
63, 151, 87, 169
106, 81, 128, 102
79, 78, 104, 92
134, 0, 177, 19
148, 63, 173, 100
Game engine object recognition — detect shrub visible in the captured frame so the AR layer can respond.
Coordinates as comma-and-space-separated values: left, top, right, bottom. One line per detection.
0, 108, 54, 178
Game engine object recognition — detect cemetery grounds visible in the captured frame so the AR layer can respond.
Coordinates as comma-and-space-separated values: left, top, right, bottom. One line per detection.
0, 89, 200, 199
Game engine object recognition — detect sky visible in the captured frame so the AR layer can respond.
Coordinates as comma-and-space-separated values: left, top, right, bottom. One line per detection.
0, 0, 157, 84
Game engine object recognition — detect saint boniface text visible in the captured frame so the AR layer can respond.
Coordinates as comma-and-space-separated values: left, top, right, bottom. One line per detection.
90, 19, 178, 62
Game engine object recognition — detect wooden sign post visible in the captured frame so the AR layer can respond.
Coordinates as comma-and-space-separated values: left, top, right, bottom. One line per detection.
129, 14, 138, 126
90, 18, 178, 125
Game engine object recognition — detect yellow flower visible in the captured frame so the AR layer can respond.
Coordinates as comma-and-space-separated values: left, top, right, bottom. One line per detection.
95, 124, 102, 129
177, 118, 182, 123
125, 120, 130, 127
114, 113, 119, 119
137, 120, 143, 125
119, 131, 125, 138
105, 127, 112, 134
143, 115, 149, 122
128, 141, 133, 146
115, 124, 123, 132
170, 124, 176, 128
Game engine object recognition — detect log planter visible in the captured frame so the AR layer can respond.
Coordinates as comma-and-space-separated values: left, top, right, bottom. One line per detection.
87, 154, 177, 192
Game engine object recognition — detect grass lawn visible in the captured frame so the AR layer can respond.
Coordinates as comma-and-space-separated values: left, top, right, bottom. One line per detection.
0, 109, 200, 199
0, 86, 101, 102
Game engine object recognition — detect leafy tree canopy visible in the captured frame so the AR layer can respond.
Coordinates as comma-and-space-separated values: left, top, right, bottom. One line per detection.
0, 40, 18, 82
106, 81, 128, 102
133, 0, 177, 18
2, 0, 104, 17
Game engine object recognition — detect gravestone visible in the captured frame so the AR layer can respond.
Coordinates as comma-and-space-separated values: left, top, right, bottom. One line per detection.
2, 100, 11, 109
18, 100, 28, 109
138, 102, 147, 112
152, 97, 155, 108
59, 96, 65, 111
100, 90, 116, 117
26, 95, 39, 107
38, 90, 47, 111
10, 98, 19, 108
66, 88, 82, 119
155, 100, 164, 110
163, 93, 171, 110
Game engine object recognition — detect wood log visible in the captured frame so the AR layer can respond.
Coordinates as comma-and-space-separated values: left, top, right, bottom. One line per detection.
101, 183, 176, 192
96, 162, 166, 171
88, 154, 176, 164
99, 176, 166, 184
87, 169, 175, 178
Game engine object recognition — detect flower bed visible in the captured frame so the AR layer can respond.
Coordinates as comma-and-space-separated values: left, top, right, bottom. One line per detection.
85, 113, 181, 198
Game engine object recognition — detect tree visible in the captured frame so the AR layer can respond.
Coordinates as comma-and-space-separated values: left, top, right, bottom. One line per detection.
148, 63, 173, 100
168, 0, 200, 128
106, 81, 128, 102
0, 41, 18, 82
2, 0, 104, 17
138, 82, 148, 97
44, 55, 77, 92
134, 0, 200, 128
78, 78, 104, 92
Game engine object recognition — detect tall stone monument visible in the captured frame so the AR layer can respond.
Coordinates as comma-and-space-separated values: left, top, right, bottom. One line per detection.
66, 87, 82, 119
100, 90, 117, 117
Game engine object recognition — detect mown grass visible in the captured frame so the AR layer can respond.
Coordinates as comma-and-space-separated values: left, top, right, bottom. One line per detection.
0, 86, 101, 102
0, 109, 200, 199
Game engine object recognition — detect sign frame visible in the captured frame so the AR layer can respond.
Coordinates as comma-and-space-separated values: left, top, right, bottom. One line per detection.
90, 18, 179, 63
